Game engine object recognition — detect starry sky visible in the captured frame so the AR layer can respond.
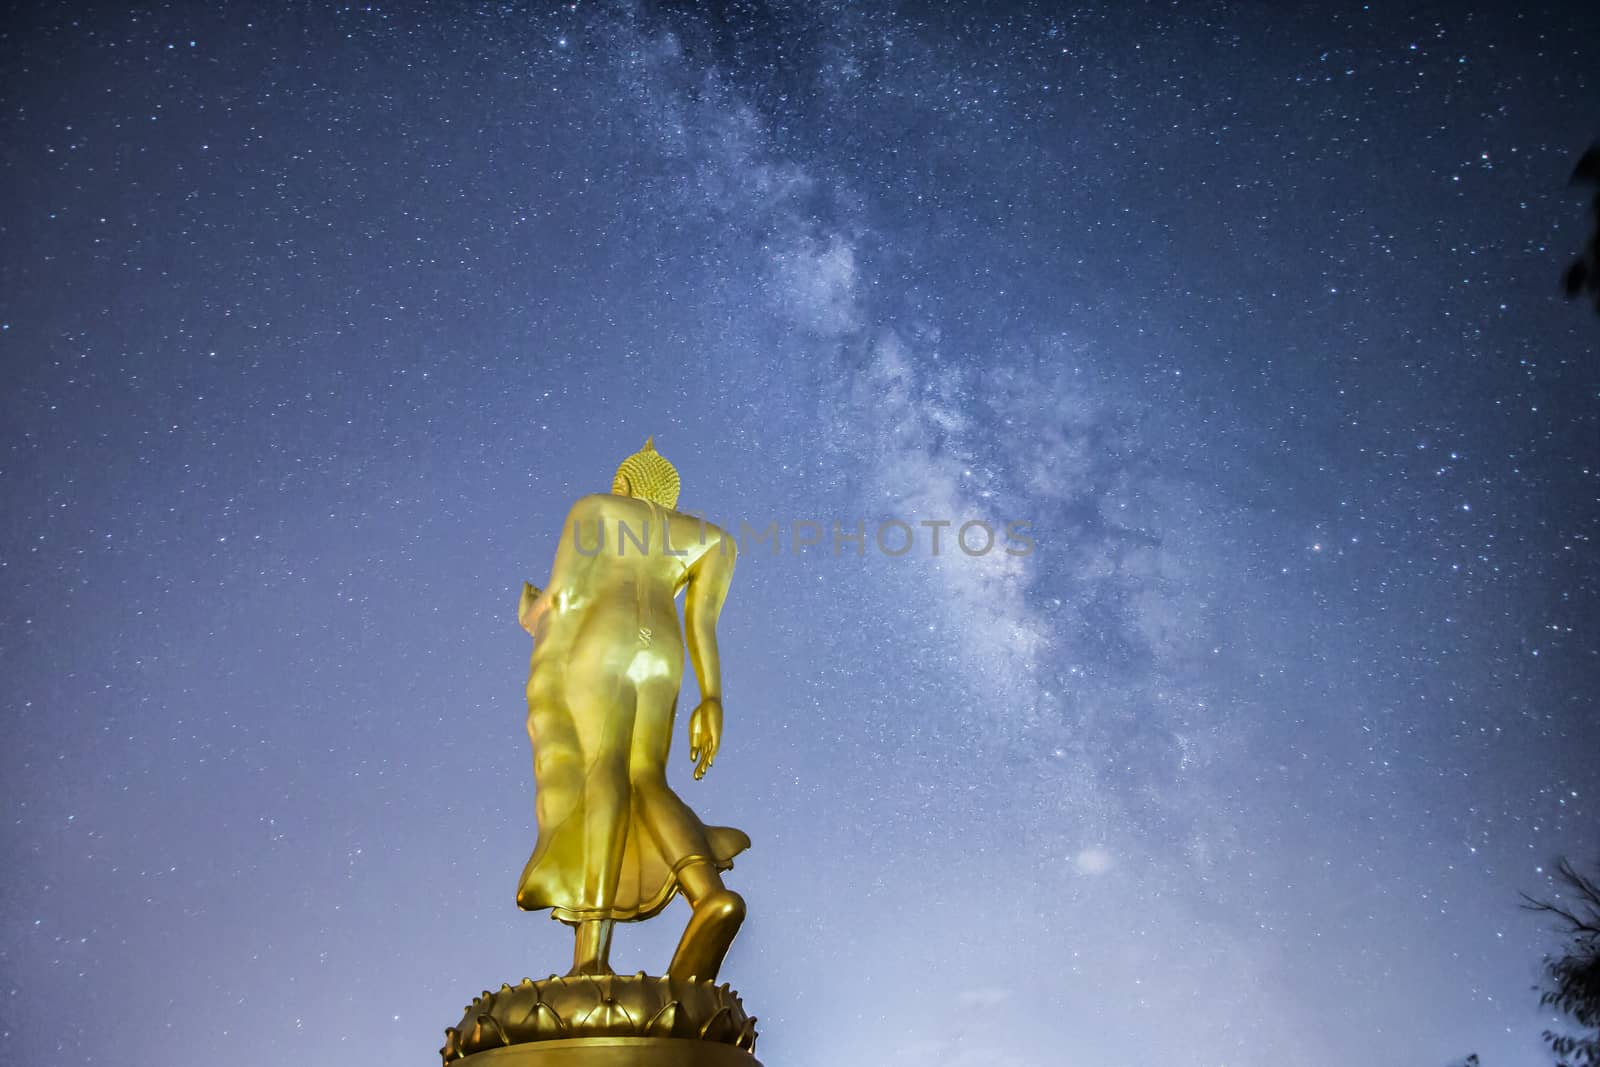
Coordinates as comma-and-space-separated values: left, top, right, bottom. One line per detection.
3, 2, 1598, 1065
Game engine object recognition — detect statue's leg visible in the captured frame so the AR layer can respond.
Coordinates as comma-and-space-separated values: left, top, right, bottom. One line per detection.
625, 674, 746, 981
572, 681, 637, 956
632, 788, 747, 980
666, 861, 745, 982
631, 784, 746, 979
569, 918, 615, 977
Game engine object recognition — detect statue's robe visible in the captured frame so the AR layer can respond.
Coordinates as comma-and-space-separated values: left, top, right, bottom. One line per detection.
514, 501, 748, 924
516, 745, 750, 923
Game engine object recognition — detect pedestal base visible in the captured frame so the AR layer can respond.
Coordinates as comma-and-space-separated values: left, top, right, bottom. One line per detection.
441, 974, 759, 1065
452, 1037, 761, 1066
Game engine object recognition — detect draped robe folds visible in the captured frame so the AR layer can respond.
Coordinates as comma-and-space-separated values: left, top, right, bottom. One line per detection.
516, 498, 748, 924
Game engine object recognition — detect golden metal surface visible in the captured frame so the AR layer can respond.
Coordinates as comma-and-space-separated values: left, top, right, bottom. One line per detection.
517, 438, 746, 982
440, 975, 758, 1063
454, 1037, 762, 1067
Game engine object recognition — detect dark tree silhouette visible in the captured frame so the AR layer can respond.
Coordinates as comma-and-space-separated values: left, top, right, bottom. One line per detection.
1523, 858, 1600, 1066
1563, 144, 1600, 314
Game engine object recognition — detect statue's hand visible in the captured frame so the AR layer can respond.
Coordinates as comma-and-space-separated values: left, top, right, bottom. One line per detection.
688, 698, 723, 780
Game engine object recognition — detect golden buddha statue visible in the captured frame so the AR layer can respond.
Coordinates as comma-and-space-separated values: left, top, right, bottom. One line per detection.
439, 440, 762, 1065
514, 438, 747, 982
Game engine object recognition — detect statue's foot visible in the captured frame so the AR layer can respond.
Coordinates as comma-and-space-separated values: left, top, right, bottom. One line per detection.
565, 959, 616, 978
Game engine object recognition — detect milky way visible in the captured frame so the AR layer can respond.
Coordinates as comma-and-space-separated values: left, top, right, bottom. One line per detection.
3, 4, 1598, 1065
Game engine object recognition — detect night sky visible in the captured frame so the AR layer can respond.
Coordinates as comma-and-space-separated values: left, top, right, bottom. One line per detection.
3, 2, 1599, 1065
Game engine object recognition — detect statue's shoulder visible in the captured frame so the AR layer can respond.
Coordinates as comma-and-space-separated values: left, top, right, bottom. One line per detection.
565, 493, 629, 520
665, 509, 737, 561
700, 517, 736, 553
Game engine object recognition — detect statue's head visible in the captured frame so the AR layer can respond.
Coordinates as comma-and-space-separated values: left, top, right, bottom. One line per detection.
612, 436, 680, 510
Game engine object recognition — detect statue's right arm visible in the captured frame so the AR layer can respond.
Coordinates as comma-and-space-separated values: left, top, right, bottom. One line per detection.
684, 530, 736, 780
684, 530, 737, 701
518, 580, 546, 636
